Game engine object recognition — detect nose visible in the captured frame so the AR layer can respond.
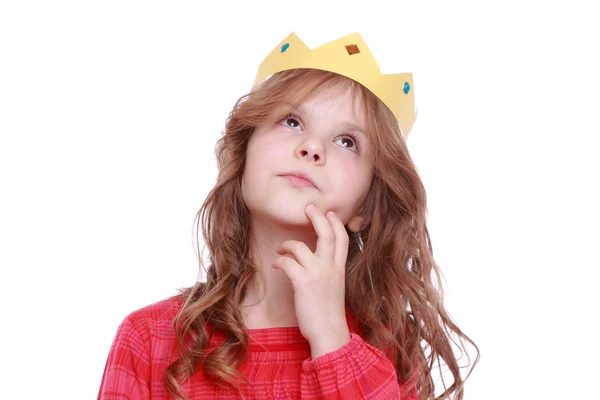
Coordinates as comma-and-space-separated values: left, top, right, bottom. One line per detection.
295, 136, 325, 165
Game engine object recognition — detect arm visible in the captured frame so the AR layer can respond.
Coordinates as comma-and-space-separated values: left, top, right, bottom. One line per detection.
97, 317, 151, 400
300, 333, 418, 400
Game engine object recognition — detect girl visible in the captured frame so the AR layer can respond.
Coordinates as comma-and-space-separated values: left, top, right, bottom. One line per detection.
98, 33, 479, 400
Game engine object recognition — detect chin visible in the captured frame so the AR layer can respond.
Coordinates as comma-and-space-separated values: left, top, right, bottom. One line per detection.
244, 187, 319, 227
248, 201, 310, 228
271, 206, 312, 226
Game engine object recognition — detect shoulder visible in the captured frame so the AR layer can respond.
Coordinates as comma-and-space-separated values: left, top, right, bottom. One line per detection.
117, 294, 184, 342
99, 296, 185, 397
126, 295, 183, 324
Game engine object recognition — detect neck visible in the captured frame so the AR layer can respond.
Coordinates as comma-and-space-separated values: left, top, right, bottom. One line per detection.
240, 214, 317, 329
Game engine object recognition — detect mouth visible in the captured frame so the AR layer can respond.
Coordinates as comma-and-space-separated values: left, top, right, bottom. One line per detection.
279, 172, 318, 189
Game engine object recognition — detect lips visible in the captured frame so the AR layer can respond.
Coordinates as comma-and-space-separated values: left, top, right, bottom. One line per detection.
279, 171, 318, 189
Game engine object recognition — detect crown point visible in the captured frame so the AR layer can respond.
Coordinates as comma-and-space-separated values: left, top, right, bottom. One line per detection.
345, 44, 360, 55
403, 82, 411, 94
280, 43, 290, 53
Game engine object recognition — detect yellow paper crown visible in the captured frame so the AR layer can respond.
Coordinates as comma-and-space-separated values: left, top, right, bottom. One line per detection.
254, 32, 417, 139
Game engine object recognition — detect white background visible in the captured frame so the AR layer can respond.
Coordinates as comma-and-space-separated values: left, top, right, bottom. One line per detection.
1, 1, 599, 399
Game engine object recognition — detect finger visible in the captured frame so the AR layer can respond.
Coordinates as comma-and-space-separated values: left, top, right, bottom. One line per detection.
326, 211, 350, 268
276, 240, 314, 269
305, 204, 335, 262
271, 255, 304, 282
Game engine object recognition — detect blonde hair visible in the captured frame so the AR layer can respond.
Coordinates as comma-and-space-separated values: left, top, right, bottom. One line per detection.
165, 68, 479, 399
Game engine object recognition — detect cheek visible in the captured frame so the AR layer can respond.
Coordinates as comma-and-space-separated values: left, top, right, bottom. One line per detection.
329, 164, 373, 208
247, 139, 285, 168
335, 161, 372, 189
243, 139, 284, 183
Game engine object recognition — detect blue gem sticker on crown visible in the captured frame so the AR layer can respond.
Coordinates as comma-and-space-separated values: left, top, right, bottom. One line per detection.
404, 82, 411, 94
280, 43, 290, 53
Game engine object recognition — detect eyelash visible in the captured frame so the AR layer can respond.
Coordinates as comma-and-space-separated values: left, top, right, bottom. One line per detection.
278, 113, 361, 153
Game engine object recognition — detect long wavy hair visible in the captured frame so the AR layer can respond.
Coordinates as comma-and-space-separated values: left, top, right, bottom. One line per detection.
165, 68, 479, 399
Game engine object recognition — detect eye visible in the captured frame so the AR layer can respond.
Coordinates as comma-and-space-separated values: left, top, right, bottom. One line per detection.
278, 114, 302, 130
335, 133, 360, 153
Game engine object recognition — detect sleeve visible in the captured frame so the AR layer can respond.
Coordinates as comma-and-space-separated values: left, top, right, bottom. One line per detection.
97, 316, 152, 400
300, 333, 418, 400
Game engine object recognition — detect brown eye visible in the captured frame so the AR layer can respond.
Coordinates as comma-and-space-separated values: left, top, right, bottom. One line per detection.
336, 135, 359, 152
285, 118, 300, 128
341, 138, 354, 148
278, 114, 302, 130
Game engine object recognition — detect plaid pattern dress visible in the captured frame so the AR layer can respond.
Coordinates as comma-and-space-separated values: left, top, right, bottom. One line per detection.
98, 296, 418, 399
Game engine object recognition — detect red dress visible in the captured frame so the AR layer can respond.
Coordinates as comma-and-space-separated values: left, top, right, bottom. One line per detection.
98, 296, 418, 399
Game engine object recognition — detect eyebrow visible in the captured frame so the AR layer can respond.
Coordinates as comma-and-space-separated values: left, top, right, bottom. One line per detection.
340, 122, 368, 138
282, 103, 368, 139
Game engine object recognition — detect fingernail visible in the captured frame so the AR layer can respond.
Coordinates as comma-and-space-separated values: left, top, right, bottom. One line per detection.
327, 211, 335, 217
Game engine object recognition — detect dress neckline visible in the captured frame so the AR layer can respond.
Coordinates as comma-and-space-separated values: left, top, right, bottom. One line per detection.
175, 296, 361, 353
245, 325, 309, 352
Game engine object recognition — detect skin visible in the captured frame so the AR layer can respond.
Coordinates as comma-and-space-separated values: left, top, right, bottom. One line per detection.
240, 84, 374, 358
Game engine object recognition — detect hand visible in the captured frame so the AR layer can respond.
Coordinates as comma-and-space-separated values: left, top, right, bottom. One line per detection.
272, 203, 351, 358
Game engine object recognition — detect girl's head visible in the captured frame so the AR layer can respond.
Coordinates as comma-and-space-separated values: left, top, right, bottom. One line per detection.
241, 69, 375, 235
219, 68, 416, 238
167, 68, 478, 400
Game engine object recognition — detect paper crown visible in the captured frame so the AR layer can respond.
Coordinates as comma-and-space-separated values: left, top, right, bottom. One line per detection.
254, 32, 417, 139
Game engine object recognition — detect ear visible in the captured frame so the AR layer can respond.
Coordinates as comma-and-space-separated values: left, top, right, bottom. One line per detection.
346, 214, 369, 233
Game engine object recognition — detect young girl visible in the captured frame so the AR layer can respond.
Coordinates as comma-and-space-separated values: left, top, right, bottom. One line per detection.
98, 32, 479, 400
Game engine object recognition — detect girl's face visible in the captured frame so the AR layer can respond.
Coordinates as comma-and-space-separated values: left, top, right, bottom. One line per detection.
241, 85, 374, 231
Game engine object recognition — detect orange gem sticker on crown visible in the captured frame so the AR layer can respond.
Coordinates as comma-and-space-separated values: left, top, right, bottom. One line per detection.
253, 32, 417, 139
345, 44, 360, 55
